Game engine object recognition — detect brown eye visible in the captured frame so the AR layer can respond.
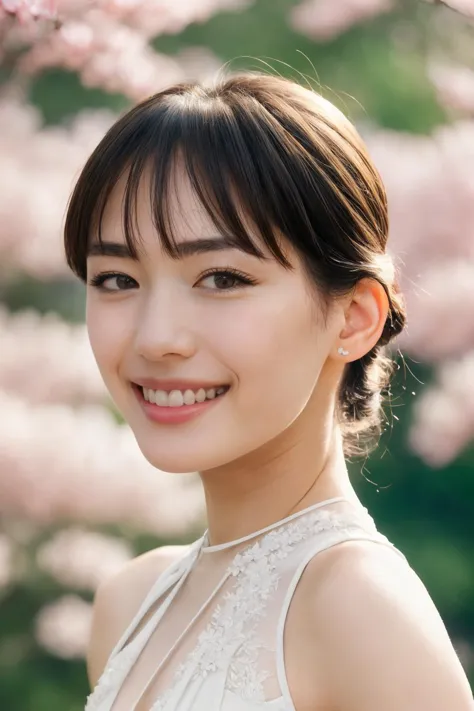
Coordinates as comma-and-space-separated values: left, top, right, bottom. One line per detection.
197, 268, 257, 292
213, 273, 239, 289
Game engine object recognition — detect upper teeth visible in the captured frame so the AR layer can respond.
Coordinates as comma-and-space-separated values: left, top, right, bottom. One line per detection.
142, 386, 226, 407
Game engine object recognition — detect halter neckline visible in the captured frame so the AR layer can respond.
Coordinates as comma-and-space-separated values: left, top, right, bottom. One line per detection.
201, 495, 349, 553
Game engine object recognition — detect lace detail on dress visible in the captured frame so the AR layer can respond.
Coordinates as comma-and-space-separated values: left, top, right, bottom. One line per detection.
226, 636, 274, 702
148, 507, 370, 710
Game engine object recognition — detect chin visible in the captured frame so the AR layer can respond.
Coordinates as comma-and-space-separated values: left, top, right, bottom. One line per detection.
131, 434, 230, 475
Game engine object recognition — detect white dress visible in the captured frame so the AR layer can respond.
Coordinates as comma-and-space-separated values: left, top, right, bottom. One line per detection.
85, 496, 407, 711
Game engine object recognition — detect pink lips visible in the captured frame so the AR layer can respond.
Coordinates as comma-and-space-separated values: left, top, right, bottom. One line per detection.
132, 383, 227, 425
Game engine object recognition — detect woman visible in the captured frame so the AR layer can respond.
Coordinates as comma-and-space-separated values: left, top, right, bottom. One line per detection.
64, 72, 473, 711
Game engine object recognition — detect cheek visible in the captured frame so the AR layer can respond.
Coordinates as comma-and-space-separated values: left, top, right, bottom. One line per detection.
213, 291, 324, 417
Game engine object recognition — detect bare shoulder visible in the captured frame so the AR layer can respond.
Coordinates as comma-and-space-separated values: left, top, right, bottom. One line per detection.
87, 544, 190, 688
302, 540, 473, 711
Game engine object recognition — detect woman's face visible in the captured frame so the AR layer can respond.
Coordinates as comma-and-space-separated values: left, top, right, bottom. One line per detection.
85, 166, 341, 474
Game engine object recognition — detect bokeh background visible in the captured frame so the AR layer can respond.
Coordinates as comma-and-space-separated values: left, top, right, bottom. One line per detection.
1, 0, 474, 708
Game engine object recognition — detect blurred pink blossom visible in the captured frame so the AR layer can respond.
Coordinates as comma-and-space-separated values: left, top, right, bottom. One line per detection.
393, 260, 474, 362
366, 120, 474, 360
0, 306, 108, 405
428, 62, 474, 115
0, 390, 206, 533
290, 0, 393, 40
100, 0, 253, 37
0, 0, 56, 20
18, 15, 222, 100
3, 0, 236, 99
408, 351, 474, 467
0, 94, 115, 280
35, 594, 92, 658
36, 529, 134, 590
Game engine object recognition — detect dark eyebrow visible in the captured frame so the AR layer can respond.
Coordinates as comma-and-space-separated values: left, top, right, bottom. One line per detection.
86, 236, 250, 260
87, 242, 137, 259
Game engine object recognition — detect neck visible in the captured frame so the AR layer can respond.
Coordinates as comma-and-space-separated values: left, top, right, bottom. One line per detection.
199, 419, 361, 548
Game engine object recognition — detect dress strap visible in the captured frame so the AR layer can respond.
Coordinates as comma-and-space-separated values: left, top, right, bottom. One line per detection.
108, 537, 203, 663
130, 570, 232, 711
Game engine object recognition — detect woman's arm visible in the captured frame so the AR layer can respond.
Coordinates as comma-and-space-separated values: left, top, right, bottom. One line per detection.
309, 541, 474, 711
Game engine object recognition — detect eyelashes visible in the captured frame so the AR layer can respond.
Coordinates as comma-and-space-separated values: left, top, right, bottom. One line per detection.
87, 267, 258, 293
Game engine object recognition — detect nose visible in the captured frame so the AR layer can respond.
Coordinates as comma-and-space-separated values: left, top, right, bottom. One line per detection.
133, 288, 196, 362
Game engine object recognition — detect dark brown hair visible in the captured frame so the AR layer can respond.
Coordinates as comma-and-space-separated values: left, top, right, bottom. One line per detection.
64, 72, 406, 458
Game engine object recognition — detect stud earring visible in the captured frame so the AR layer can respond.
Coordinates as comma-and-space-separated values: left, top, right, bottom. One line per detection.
338, 346, 349, 356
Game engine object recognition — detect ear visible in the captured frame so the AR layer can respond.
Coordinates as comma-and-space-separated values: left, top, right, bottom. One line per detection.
337, 278, 389, 360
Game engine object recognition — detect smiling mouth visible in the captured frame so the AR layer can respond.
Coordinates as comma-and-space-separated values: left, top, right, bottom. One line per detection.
134, 384, 230, 408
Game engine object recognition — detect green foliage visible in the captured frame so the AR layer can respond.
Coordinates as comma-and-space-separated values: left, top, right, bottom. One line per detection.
153, 0, 446, 133
29, 69, 129, 126
0, 565, 90, 710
